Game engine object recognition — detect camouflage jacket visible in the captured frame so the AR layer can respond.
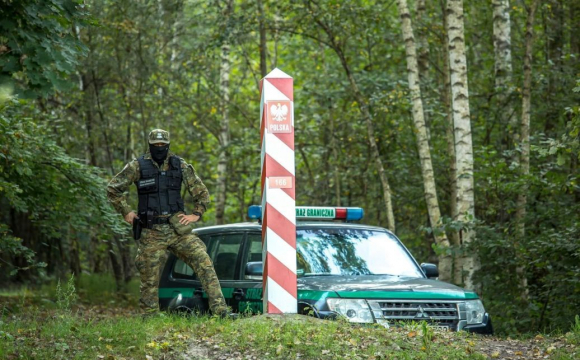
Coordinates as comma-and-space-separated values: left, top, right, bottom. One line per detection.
106, 152, 210, 217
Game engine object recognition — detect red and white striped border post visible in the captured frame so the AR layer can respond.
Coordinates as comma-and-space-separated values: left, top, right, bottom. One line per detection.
259, 68, 297, 314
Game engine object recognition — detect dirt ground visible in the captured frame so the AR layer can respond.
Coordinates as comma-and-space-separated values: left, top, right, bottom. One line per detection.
178, 316, 578, 360
182, 337, 576, 360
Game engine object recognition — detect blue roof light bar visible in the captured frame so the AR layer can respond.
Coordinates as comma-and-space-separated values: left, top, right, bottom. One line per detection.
247, 205, 364, 222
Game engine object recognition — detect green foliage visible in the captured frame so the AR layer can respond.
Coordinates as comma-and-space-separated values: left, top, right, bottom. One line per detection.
0, 224, 44, 276
0, 0, 90, 98
55, 274, 77, 312
566, 315, 580, 345
0, 99, 126, 279
420, 321, 434, 355
473, 144, 580, 334
535, 80, 580, 165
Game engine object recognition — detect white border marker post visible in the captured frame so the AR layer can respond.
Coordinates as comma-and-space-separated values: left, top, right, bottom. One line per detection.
259, 68, 297, 314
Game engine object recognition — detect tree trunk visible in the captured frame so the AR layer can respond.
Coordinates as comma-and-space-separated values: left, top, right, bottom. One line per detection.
439, 0, 460, 283
492, 0, 517, 146
169, 0, 184, 71
415, 0, 431, 139
69, 234, 81, 276
446, 0, 477, 290
415, 0, 430, 75
81, 73, 98, 168
258, 0, 268, 77
514, 0, 540, 301
106, 240, 123, 291
571, 2, 580, 57
215, 0, 234, 225
397, 0, 451, 282
544, 0, 564, 135
329, 109, 341, 207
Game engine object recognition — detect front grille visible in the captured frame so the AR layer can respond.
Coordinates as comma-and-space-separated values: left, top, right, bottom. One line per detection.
371, 300, 459, 327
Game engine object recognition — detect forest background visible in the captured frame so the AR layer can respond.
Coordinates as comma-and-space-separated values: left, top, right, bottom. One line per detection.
0, 0, 578, 336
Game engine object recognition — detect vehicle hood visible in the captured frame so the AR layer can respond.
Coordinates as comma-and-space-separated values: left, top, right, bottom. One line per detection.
297, 275, 477, 300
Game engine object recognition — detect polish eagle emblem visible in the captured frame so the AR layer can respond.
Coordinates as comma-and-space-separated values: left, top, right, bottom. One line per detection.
270, 103, 289, 122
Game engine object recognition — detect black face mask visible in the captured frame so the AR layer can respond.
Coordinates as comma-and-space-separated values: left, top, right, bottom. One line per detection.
149, 144, 169, 165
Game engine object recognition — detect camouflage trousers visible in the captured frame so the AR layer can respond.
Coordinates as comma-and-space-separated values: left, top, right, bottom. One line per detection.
135, 224, 228, 315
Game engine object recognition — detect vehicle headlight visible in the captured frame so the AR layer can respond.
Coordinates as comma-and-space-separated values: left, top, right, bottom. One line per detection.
326, 298, 374, 323
465, 300, 485, 324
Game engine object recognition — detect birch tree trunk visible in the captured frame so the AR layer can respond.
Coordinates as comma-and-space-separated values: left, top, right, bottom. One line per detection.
215, 0, 233, 225
415, 0, 431, 140
397, 0, 452, 282
439, 0, 460, 283
492, 0, 517, 145
446, 0, 477, 290
514, 0, 540, 300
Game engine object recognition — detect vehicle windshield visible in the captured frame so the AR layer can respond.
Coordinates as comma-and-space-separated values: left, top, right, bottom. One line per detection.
297, 228, 424, 278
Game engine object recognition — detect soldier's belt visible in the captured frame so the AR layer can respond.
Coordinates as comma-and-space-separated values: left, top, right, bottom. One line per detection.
152, 216, 171, 225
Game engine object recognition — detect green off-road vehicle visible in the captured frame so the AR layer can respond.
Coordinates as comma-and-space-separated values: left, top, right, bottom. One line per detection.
158, 206, 493, 334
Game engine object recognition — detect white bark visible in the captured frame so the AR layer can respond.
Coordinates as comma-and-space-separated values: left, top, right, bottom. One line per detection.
440, 0, 461, 284
515, 0, 540, 300
397, 0, 452, 282
492, 0, 517, 140
446, 0, 477, 290
215, 0, 233, 225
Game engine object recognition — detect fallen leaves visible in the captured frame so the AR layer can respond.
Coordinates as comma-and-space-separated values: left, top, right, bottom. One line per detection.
2, 299, 579, 360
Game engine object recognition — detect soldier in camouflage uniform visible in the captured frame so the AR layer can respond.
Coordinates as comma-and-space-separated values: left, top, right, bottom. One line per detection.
107, 129, 228, 316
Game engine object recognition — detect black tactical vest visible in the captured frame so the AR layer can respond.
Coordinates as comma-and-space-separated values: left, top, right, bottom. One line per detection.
136, 155, 184, 218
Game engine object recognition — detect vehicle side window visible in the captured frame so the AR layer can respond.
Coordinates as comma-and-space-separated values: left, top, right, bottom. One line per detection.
211, 233, 244, 280
244, 233, 263, 264
173, 258, 195, 277
172, 234, 210, 279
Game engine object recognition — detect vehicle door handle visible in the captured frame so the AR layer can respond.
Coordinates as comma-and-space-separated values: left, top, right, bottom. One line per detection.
233, 289, 245, 299
194, 289, 203, 298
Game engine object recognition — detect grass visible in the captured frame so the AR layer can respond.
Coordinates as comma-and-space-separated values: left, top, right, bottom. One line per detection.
0, 311, 491, 359
1, 274, 579, 359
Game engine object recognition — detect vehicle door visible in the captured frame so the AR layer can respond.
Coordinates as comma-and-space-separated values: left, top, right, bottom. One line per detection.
163, 231, 245, 311
230, 232, 264, 314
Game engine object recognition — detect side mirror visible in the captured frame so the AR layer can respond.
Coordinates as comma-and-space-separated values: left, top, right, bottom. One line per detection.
421, 263, 439, 279
245, 261, 263, 280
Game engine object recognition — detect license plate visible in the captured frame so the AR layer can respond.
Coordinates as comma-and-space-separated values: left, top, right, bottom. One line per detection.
430, 325, 450, 332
